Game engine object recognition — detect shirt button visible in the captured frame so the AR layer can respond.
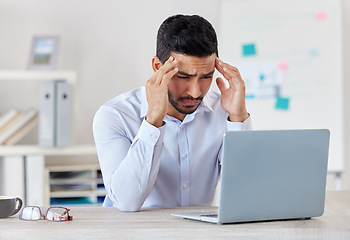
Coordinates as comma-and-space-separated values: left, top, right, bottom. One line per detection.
146, 162, 151, 168
183, 184, 188, 188
182, 153, 187, 159
152, 133, 158, 139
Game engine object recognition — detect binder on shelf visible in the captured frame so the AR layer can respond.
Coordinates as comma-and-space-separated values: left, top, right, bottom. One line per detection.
38, 82, 55, 147
56, 81, 71, 147
38, 80, 71, 147
0, 108, 38, 145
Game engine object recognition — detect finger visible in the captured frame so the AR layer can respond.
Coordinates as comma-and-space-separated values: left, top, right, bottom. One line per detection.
215, 58, 236, 81
216, 77, 227, 94
160, 67, 178, 86
147, 71, 159, 85
160, 56, 177, 73
155, 56, 177, 84
215, 57, 225, 75
216, 59, 244, 87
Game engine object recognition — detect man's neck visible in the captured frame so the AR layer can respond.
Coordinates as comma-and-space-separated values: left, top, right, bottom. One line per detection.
167, 102, 186, 122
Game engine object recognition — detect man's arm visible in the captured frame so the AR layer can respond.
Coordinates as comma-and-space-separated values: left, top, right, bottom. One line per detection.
93, 57, 178, 212
93, 107, 166, 211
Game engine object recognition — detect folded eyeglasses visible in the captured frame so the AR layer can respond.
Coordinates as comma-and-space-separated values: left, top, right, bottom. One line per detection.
19, 206, 73, 222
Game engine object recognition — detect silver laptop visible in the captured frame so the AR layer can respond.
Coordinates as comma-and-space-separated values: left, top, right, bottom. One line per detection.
172, 129, 330, 224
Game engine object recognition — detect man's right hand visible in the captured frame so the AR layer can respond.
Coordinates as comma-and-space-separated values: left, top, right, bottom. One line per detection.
145, 56, 178, 127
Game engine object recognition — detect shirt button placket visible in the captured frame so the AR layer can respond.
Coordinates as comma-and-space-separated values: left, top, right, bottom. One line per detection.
178, 124, 190, 206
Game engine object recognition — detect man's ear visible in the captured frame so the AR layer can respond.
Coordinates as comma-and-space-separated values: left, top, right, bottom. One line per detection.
152, 56, 163, 72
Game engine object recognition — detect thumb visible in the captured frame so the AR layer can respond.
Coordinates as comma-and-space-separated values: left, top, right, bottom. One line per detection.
216, 77, 227, 94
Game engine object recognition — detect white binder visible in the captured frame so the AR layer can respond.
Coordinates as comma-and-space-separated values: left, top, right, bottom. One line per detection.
38, 80, 71, 147
38, 82, 55, 147
56, 81, 71, 147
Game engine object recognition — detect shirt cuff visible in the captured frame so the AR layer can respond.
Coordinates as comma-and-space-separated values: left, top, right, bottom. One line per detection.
136, 118, 166, 146
227, 114, 252, 132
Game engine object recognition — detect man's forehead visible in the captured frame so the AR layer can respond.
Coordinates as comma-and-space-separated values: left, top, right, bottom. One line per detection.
171, 52, 216, 61
171, 52, 216, 74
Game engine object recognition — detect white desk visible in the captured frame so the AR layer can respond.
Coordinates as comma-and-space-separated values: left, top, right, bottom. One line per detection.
0, 191, 349, 240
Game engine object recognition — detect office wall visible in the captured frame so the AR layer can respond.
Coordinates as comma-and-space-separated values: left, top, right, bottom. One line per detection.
0, 0, 349, 189
343, 0, 350, 190
0, 0, 220, 143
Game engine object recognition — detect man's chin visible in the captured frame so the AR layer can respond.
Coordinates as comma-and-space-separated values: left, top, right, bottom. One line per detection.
176, 105, 200, 115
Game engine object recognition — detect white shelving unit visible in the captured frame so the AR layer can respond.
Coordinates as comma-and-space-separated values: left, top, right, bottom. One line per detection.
0, 145, 100, 206
0, 70, 103, 206
46, 163, 105, 206
0, 70, 77, 84
0, 144, 96, 156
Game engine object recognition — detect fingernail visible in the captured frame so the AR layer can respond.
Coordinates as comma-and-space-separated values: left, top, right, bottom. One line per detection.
169, 56, 173, 61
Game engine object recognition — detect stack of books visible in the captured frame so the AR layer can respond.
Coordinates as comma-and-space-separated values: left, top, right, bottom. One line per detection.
0, 108, 38, 145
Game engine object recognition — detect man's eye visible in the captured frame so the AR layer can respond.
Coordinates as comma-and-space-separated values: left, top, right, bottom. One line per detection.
178, 76, 189, 79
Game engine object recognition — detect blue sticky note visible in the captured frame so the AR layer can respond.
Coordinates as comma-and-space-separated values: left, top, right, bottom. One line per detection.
242, 44, 256, 56
275, 97, 289, 110
245, 95, 255, 99
259, 73, 265, 82
310, 48, 319, 57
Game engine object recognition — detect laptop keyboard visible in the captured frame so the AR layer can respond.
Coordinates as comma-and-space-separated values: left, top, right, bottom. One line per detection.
201, 213, 218, 218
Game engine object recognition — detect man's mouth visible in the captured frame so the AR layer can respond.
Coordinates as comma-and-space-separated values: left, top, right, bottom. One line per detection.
180, 98, 202, 107
182, 99, 199, 106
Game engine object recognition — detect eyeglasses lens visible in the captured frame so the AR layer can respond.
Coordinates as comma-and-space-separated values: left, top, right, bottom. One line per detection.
20, 207, 42, 220
46, 208, 68, 221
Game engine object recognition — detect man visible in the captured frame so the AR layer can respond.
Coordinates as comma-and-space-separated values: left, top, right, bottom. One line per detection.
93, 14, 252, 211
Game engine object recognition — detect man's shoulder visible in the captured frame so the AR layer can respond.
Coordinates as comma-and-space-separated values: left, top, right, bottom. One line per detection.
95, 87, 146, 120
104, 87, 144, 109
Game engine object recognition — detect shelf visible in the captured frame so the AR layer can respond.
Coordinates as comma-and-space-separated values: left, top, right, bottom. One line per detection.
46, 164, 105, 206
96, 188, 107, 196
0, 144, 96, 156
0, 70, 77, 84
50, 190, 96, 198
50, 189, 107, 198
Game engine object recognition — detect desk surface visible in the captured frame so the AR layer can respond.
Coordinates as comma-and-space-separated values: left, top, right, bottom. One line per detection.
1, 191, 349, 240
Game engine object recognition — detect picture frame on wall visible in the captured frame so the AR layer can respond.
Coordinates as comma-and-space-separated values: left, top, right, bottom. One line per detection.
28, 36, 60, 70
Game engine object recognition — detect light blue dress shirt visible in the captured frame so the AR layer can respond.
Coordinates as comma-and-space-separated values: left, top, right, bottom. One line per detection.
93, 86, 252, 211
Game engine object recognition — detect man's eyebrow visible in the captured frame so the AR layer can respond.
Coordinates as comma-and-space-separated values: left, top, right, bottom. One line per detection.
177, 71, 196, 77
177, 70, 215, 77
202, 70, 215, 77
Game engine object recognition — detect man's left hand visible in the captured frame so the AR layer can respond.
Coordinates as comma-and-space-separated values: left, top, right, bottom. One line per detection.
215, 57, 249, 122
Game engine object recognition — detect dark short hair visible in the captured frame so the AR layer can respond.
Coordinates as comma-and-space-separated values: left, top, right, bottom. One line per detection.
156, 14, 218, 64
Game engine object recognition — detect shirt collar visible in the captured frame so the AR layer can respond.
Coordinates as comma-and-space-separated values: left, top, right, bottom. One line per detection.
140, 86, 215, 119
201, 94, 214, 112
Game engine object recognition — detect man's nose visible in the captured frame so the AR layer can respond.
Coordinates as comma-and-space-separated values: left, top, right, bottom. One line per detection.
187, 81, 201, 98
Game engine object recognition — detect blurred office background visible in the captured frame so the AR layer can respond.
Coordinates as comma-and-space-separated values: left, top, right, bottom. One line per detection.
0, 0, 349, 193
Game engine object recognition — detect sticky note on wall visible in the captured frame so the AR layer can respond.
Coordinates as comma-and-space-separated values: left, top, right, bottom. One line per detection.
316, 12, 327, 20
275, 97, 290, 110
278, 62, 289, 71
242, 43, 257, 56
